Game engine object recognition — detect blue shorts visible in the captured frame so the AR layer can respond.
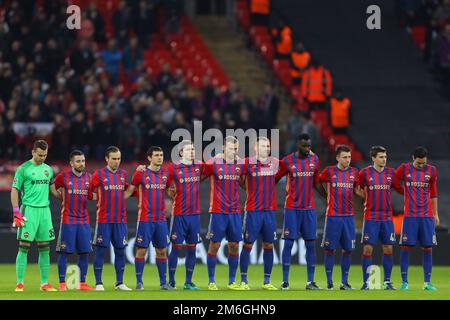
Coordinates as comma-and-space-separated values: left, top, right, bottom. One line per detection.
207, 213, 243, 243
135, 221, 169, 249
361, 220, 396, 245
243, 211, 277, 244
93, 223, 128, 249
169, 215, 201, 245
56, 224, 92, 254
400, 217, 437, 247
282, 209, 317, 241
321, 216, 356, 251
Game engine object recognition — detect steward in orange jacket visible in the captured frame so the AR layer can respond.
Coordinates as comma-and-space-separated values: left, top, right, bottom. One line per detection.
250, 0, 270, 26
329, 91, 351, 134
301, 60, 332, 109
290, 42, 311, 85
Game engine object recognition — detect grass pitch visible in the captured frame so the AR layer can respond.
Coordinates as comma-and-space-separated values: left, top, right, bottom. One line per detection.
0, 264, 448, 300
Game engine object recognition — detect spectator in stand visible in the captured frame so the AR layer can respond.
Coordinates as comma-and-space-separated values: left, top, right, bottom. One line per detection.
160, 98, 176, 125
164, 0, 184, 34
86, 3, 106, 44
113, 1, 132, 48
329, 89, 351, 135
156, 63, 173, 93
284, 111, 320, 153
258, 83, 279, 129
438, 24, 450, 88
290, 42, 311, 85
118, 115, 142, 161
71, 39, 95, 76
133, 0, 157, 49
250, 0, 271, 27
123, 36, 144, 82
301, 59, 332, 110
102, 39, 123, 86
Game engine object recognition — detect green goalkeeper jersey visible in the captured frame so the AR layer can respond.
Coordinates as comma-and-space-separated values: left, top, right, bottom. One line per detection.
12, 160, 54, 207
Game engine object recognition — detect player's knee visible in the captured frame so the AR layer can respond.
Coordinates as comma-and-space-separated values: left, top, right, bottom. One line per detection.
156, 248, 167, 258
186, 244, 196, 251
262, 242, 273, 250
228, 242, 239, 255
421, 247, 432, 253
325, 249, 335, 255
342, 250, 352, 256
243, 242, 253, 251
208, 242, 220, 255
400, 245, 412, 251
37, 241, 50, 247
114, 247, 125, 257
18, 241, 31, 249
363, 245, 373, 256
382, 245, 393, 255
136, 248, 147, 259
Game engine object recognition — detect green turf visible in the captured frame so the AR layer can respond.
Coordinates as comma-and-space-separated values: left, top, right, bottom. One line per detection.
0, 264, 448, 300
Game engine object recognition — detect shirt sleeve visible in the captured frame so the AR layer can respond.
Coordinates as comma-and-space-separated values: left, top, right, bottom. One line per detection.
275, 158, 288, 180
430, 167, 438, 198
49, 167, 55, 185
54, 172, 64, 189
313, 157, 321, 184
12, 165, 24, 191
202, 162, 214, 177
131, 171, 142, 186
353, 169, 359, 188
393, 164, 405, 195
319, 168, 329, 183
165, 165, 174, 187
358, 170, 366, 188
88, 171, 100, 199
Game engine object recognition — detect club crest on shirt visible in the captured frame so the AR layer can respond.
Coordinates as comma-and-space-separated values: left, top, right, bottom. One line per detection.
68, 189, 73, 194
44, 170, 49, 177
309, 163, 315, 169
369, 186, 373, 190
236, 167, 240, 172
387, 177, 392, 182
369, 177, 374, 181
195, 168, 200, 173
178, 171, 183, 175
407, 174, 412, 179
219, 175, 223, 180
219, 167, 223, 172
332, 183, 336, 187
162, 176, 167, 181
146, 184, 150, 189
425, 175, 431, 181
12, 178, 17, 185
252, 172, 256, 177
350, 176, 355, 180
104, 186, 109, 190
120, 177, 125, 182
332, 175, 337, 179
179, 178, 184, 183
291, 165, 296, 170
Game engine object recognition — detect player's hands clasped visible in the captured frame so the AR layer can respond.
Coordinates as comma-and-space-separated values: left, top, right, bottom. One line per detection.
12, 208, 27, 228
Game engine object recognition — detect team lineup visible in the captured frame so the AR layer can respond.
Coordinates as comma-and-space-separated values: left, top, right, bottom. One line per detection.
11, 136, 440, 292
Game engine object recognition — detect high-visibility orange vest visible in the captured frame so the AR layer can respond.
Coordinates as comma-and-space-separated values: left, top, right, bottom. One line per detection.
301, 66, 332, 102
290, 51, 311, 78
276, 26, 292, 55
330, 97, 351, 128
251, 0, 270, 15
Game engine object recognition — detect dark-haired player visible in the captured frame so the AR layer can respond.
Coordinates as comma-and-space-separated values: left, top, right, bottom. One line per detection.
393, 146, 440, 291
276, 133, 326, 290
319, 145, 364, 290
12, 140, 60, 292
358, 146, 396, 290
55, 150, 95, 291
127, 146, 172, 290
90, 146, 133, 291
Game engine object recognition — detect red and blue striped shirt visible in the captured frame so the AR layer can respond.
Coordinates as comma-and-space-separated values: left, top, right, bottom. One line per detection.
393, 163, 438, 218
55, 171, 91, 225
90, 167, 128, 223
319, 165, 359, 217
132, 167, 170, 222
167, 162, 212, 216
204, 157, 245, 214
243, 157, 280, 212
276, 153, 320, 210
358, 166, 395, 221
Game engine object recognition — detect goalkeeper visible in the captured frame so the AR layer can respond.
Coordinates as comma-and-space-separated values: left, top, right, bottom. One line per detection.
11, 140, 61, 292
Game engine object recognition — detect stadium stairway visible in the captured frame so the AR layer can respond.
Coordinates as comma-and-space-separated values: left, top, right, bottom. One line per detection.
272, 0, 450, 161
191, 15, 292, 124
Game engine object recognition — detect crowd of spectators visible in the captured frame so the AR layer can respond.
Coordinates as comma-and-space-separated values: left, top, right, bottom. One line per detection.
0, 0, 290, 162
396, 0, 450, 94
